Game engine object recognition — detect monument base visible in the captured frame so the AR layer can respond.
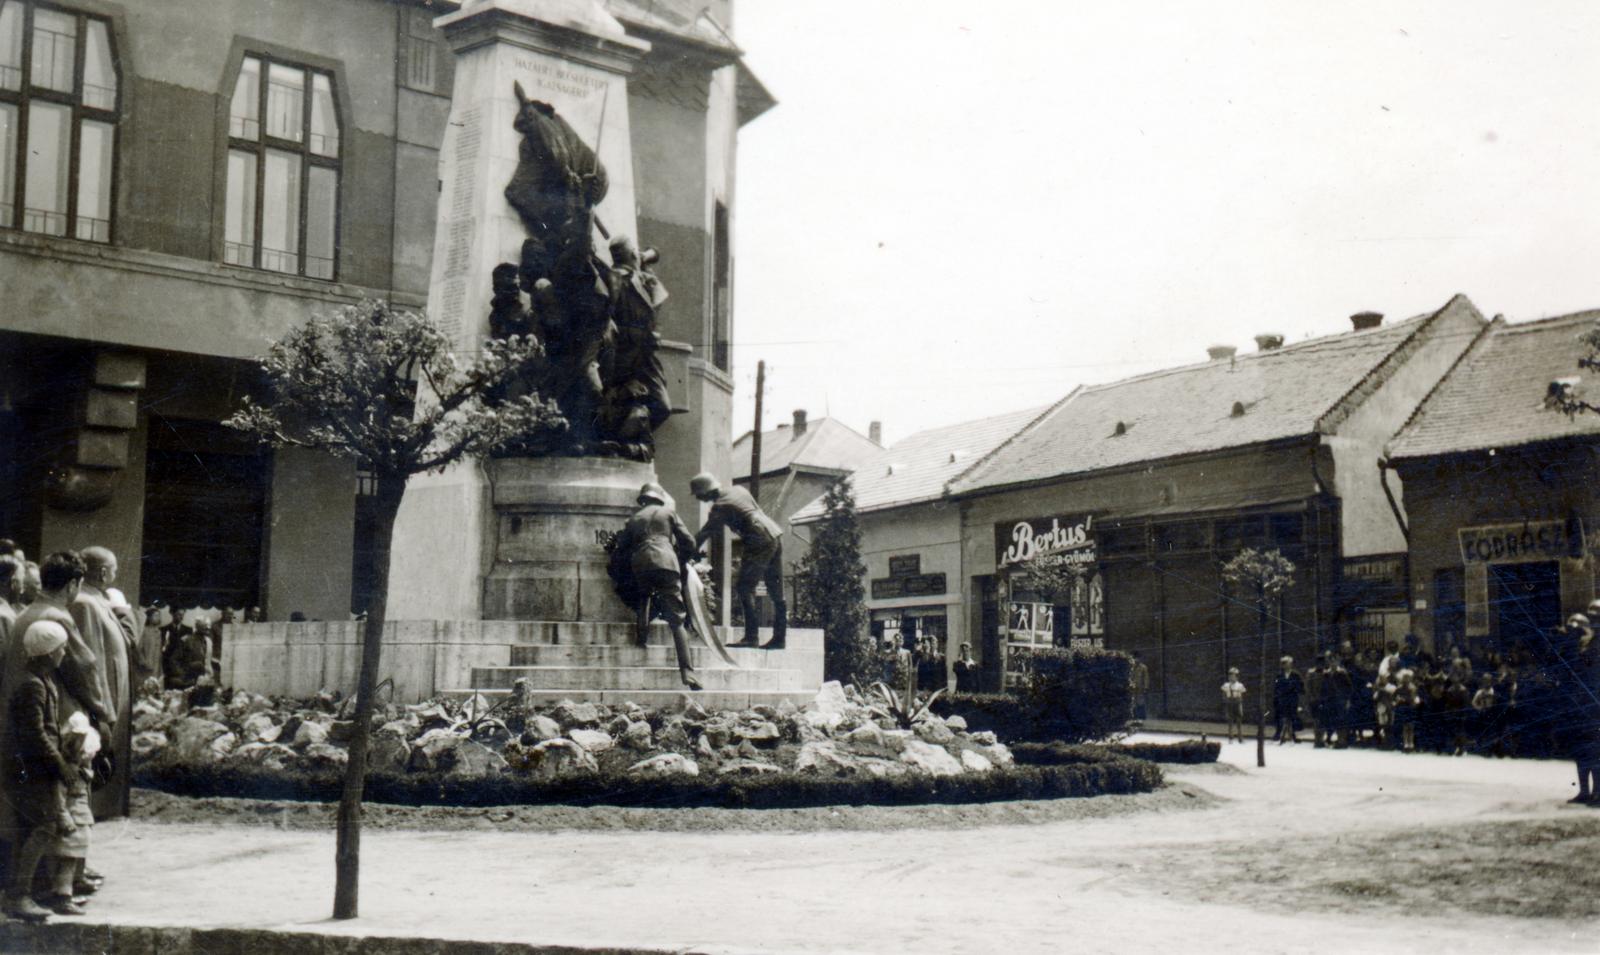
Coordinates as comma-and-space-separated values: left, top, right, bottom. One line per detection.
481, 455, 652, 622
221, 620, 824, 710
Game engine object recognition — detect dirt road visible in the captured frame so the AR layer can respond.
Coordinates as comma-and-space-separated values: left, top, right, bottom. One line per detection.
75, 737, 1600, 953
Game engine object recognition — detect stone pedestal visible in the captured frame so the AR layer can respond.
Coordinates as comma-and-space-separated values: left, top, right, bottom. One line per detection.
481, 456, 650, 622
385, 0, 648, 623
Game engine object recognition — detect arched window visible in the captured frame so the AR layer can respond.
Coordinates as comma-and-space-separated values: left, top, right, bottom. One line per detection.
0, 0, 120, 242
224, 54, 339, 280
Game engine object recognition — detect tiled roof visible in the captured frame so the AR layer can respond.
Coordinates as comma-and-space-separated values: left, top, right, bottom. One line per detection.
732, 418, 881, 481
951, 298, 1474, 496
791, 405, 1052, 523
1387, 311, 1600, 459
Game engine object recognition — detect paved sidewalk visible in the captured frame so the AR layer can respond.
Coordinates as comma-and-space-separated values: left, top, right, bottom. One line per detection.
5, 735, 1597, 955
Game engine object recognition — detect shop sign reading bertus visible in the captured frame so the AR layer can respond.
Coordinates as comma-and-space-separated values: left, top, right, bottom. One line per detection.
995, 514, 1097, 568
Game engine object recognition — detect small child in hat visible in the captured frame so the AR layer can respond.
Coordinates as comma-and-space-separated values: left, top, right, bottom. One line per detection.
2, 620, 79, 922
38, 711, 100, 914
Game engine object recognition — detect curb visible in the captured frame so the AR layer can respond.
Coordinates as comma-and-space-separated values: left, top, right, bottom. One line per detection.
0, 922, 687, 955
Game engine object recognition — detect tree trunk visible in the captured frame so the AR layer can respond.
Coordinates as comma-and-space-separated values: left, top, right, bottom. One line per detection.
1257, 599, 1267, 769
332, 479, 405, 920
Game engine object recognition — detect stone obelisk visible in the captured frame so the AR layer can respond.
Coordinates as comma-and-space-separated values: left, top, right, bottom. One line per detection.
385, 0, 650, 623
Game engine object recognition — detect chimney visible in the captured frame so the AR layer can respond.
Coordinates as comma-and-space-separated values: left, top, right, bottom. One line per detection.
792, 409, 808, 437
869, 420, 882, 445
1206, 344, 1237, 362
1254, 333, 1284, 351
1350, 311, 1384, 331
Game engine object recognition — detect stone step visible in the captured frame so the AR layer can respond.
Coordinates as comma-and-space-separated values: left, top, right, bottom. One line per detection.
478, 622, 823, 651
444, 687, 817, 712
467, 664, 804, 692
506, 644, 821, 669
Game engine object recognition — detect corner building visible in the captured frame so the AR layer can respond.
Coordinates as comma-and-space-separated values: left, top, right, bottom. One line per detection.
0, 0, 768, 618
948, 296, 1486, 718
1387, 312, 1600, 654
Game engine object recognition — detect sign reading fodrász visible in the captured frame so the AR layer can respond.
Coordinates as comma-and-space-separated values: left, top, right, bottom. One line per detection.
1457, 520, 1577, 565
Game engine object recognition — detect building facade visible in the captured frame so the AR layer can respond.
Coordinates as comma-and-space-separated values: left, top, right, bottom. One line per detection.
1387, 311, 1600, 655
948, 297, 1487, 716
732, 408, 880, 616
0, 0, 769, 620
790, 404, 1048, 679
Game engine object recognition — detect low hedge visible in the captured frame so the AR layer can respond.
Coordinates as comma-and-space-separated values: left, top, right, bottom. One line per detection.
1113, 739, 1220, 764
134, 753, 1161, 810
1012, 740, 1220, 767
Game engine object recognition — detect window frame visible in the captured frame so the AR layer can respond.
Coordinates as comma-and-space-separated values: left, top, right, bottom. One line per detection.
224, 51, 342, 281
0, 0, 121, 243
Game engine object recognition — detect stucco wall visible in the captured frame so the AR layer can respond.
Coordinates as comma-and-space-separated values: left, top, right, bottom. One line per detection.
1396, 443, 1600, 650
1327, 300, 1487, 557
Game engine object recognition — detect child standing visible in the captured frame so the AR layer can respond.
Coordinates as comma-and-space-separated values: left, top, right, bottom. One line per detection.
1393, 669, 1421, 753
2, 621, 77, 922
1272, 656, 1304, 744
41, 711, 100, 913
1221, 667, 1246, 742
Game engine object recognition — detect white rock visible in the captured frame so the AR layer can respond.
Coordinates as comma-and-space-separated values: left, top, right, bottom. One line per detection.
369, 734, 410, 774
239, 712, 280, 743
881, 729, 914, 754
716, 758, 781, 776
444, 739, 508, 777
982, 742, 1014, 767
943, 715, 968, 732
795, 740, 862, 776
523, 714, 563, 742
622, 720, 654, 750
131, 730, 168, 759
168, 717, 232, 763
846, 723, 886, 749
375, 718, 418, 742
914, 719, 956, 744
228, 742, 296, 770
899, 739, 964, 777
628, 753, 699, 777
568, 728, 615, 753
969, 730, 999, 746
552, 700, 602, 728
522, 738, 599, 779
960, 749, 994, 773
811, 681, 847, 716
300, 742, 349, 770
292, 721, 329, 749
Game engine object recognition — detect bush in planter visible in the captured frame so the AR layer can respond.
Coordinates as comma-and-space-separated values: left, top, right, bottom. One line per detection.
932, 647, 1134, 744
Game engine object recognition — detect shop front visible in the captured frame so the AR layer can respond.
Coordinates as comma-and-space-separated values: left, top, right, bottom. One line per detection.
990, 513, 1104, 687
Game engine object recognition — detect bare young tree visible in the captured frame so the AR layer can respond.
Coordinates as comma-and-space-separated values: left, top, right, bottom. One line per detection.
1222, 547, 1297, 769
226, 299, 565, 919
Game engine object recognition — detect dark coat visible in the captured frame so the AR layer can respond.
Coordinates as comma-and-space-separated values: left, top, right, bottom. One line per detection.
8, 670, 72, 790
696, 486, 782, 549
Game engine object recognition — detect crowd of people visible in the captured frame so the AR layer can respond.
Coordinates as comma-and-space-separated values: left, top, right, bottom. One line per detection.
0, 542, 136, 921
1231, 608, 1600, 803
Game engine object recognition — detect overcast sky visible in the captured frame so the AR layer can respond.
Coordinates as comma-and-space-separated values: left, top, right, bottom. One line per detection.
726, 1, 1600, 448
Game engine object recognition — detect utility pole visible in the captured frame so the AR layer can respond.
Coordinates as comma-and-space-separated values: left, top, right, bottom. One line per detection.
750, 359, 765, 504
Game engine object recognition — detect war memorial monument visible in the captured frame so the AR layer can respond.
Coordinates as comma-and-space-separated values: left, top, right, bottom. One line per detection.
221, 0, 821, 708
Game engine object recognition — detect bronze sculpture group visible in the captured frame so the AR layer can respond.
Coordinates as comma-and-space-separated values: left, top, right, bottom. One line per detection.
489, 82, 673, 462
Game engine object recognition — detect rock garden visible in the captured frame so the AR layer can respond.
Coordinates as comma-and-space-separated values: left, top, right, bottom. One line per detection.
132, 677, 1164, 809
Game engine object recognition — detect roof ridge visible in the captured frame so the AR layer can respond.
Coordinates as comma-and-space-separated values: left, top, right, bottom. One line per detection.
1500, 309, 1600, 332
1384, 315, 1503, 457
951, 387, 1082, 490
1316, 293, 1481, 435
1074, 312, 1431, 396
886, 403, 1053, 447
